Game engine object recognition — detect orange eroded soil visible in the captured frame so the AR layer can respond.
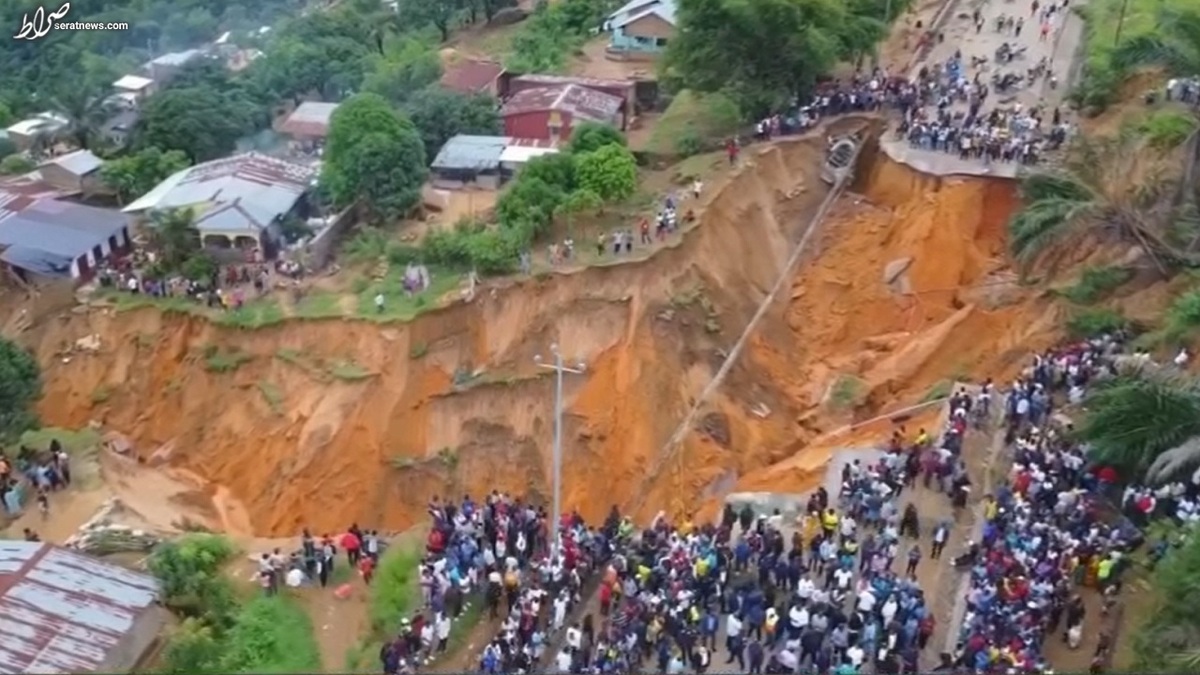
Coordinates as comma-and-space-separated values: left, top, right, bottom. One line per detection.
30, 125, 1082, 537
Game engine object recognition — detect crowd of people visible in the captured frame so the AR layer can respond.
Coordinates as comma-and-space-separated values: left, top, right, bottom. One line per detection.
0, 438, 71, 527
953, 333, 1145, 673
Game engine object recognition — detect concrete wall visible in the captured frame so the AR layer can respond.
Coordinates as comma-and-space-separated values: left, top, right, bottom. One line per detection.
303, 205, 357, 270
98, 604, 169, 673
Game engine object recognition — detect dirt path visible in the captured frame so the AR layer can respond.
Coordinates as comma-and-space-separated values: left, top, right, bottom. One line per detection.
297, 579, 371, 673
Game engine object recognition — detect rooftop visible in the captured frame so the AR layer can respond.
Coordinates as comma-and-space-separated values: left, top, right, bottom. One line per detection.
431, 135, 509, 172
148, 49, 203, 68
511, 73, 635, 90
440, 58, 504, 95
501, 84, 624, 124
6, 112, 69, 137
112, 74, 154, 92
41, 150, 103, 177
122, 152, 316, 230
0, 541, 161, 673
278, 101, 340, 139
610, 0, 677, 28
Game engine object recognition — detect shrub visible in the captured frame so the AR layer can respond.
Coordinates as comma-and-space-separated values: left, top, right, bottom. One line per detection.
368, 543, 423, 634
148, 534, 239, 628
568, 122, 625, 154
1165, 288, 1200, 342
219, 596, 322, 673
1060, 265, 1132, 304
575, 144, 638, 201
0, 337, 41, 441
1066, 307, 1129, 338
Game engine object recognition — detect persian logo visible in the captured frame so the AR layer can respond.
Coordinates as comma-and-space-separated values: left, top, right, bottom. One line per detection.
14, 2, 72, 40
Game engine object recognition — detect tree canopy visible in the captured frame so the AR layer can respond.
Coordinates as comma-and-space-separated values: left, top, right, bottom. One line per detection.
402, 88, 501, 161
0, 338, 41, 442
322, 93, 428, 222
665, 0, 896, 114
100, 147, 191, 204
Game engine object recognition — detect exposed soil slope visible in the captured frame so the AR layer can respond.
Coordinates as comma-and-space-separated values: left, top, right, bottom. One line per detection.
31, 124, 1063, 536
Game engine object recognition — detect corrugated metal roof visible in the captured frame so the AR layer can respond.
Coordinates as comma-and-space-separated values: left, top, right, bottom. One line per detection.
0, 200, 130, 258
122, 152, 315, 230
614, 1, 677, 28
501, 84, 624, 124
440, 59, 504, 94
42, 150, 103, 177
499, 145, 560, 164
279, 102, 339, 139
431, 135, 509, 172
149, 49, 202, 67
0, 541, 160, 674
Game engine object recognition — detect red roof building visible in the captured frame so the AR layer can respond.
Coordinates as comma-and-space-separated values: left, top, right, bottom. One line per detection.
440, 58, 504, 96
501, 84, 626, 143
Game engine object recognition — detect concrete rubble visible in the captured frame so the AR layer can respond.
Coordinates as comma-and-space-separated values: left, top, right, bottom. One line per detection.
63, 497, 161, 555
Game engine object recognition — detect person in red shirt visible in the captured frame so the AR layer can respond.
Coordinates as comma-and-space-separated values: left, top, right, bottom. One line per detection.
358, 554, 375, 585
341, 530, 361, 567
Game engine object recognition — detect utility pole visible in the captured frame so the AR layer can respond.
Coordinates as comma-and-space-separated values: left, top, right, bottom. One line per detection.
534, 344, 586, 559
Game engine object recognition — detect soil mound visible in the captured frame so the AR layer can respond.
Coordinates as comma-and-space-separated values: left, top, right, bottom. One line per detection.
31, 126, 1061, 535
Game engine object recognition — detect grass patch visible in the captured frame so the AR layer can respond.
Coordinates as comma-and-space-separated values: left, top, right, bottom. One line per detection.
328, 358, 372, 381
91, 384, 113, 404
356, 265, 461, 322
368, 542, 422, 635
257, 381, 284, 415
410, 342, 428, 359
1060, 265, 1133, 304
218, 595, 322, 673
102, 290, 288, 329
828, 374, 867, 410
1163, 287, 1200, 343
644, 90, 742, 157
274, 348, 307, 367
1066, 307, 1131, 338
202, 345, 254, 373
1137, 109, 1200, 151
293, 292, 345, 319
19, 427, 102, 456
921, 380, 953, 403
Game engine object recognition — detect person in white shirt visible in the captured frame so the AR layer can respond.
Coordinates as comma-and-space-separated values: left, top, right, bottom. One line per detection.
554, 648, 572, 672
847, 644, 865, 666
553, 592, 569, 631
857, 588, 877, 613
435, 612, 451, 652
285, 567, 304, 588
566, 624, 581, 650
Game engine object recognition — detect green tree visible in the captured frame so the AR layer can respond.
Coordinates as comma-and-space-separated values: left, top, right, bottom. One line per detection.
496, 177, 568, 238
0, 338, 40, 442
0, 155, 35, 175
100, 147, 191, 204
555, 188, 603, 236
150, 208, 203, 270
1132, 523, 1200, 670
147, 534, 238, 627
0, 101, 12, 127
567, 122, 625, 154
574, 144, 638, 201
322, 93, 428, 221
665, 0, 845, 115
361, 36, 443, 106
135, 85, 260, 162
161, 618, 223, 675
397, 0, 464, 41
403, 88, 501, 160
1112, 8, 1200, 77
1007, 132, 1193, 272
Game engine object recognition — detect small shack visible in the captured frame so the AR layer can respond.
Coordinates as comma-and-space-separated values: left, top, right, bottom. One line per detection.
278, 101, 339, 146
38, 149, 104, 195
431, 135, 561, 188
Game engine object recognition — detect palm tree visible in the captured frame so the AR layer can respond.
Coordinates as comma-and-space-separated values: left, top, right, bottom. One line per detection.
1008, 130, 1190, 273
1111, 7, 1200, 78
149, 207, 203, 270
1078, 363, 1200, 481
30, 81, 115, 153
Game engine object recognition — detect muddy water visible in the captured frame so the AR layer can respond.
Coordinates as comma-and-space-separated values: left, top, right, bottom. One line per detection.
28, 128, 1068, 538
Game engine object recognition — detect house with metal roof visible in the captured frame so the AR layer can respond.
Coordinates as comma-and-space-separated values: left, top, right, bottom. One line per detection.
4, 112, 69, 152
0, 197, 132, 281
141, 49, 205, 84
112, 74, 155, 100
38, 150, 104, 196
439, 57, 504, 97
605, 0, 677, 56
0, 541, 166, 674
122, 152, 317, 256
278, 101, 339, 144
431, 135, 559, 188
501, 84, 626, 144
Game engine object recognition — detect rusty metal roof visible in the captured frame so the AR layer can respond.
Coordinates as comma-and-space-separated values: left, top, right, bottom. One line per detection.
440, 59, 504, 94
278, 101, 340, 139
0, 541, 161, 674
501, 84, 623, 124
